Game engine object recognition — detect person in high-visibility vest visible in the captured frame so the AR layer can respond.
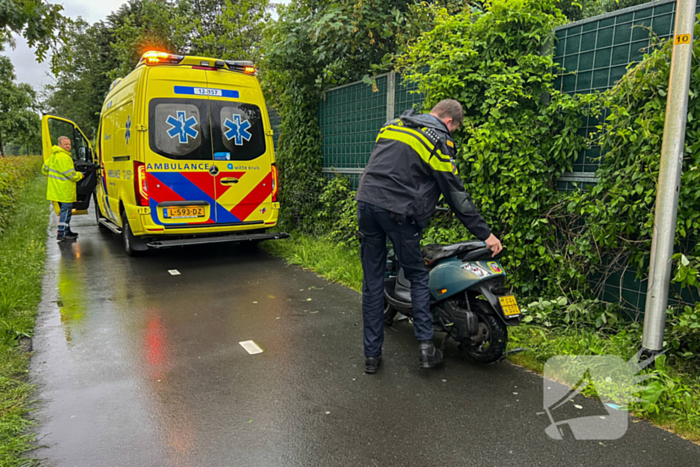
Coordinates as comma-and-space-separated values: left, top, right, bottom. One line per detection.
42, 136, 83, 242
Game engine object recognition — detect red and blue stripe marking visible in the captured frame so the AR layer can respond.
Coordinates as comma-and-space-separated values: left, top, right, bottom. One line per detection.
146, 171, 269, 225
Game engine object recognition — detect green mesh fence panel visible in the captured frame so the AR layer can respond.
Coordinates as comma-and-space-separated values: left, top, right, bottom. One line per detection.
268, 107, 281, 151
553, 0, 691, 94
394, 74, 424, 117
552, 1, 700, 313
319, 77, 388, 174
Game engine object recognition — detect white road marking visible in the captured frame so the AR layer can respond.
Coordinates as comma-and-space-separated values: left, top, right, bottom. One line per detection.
239, 340, 263, 355
168, 269, 181, 275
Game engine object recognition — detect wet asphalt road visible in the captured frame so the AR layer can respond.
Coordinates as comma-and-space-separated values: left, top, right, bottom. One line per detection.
29, 207, 700, 467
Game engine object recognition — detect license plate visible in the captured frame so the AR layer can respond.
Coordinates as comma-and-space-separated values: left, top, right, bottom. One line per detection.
164, 206, 205, 219
499, 295, 521, 317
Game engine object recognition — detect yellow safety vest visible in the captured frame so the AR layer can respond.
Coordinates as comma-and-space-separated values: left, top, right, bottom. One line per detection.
42, 146, 83, 203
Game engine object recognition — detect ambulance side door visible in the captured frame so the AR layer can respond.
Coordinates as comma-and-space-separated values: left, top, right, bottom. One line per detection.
41, 115, 98, 211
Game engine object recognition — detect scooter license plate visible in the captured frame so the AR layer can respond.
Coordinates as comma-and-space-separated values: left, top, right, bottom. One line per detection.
499, 295, 521, 317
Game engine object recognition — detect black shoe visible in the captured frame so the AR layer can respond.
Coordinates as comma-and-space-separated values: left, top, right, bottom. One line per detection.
419, 340, 443, 369
65, 231, 78, 238
57, 235, 76, 243
365, 356, 382, 374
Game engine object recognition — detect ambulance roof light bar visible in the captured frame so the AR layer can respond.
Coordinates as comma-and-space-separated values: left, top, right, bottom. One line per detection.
225, 60, 256, 75
140, 51, 185, 65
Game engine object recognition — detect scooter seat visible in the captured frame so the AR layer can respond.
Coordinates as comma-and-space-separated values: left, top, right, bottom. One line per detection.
422, 241, 485, 267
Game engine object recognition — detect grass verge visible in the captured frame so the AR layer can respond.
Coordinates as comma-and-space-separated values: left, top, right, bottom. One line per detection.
262, 232, 700, 443
0, 173, 49, 466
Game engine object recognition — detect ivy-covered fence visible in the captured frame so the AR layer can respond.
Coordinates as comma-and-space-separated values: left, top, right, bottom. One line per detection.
554, 0, 700, 191
271, 0, 699, 192
266, 0, 699, 314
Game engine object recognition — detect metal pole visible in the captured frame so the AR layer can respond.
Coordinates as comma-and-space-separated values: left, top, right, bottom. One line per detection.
642, 0, 696, 353
386, 72, 396, 123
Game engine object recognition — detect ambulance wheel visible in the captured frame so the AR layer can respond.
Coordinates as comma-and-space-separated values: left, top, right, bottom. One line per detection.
94, 193, 108, 229
121, 210, 141, 257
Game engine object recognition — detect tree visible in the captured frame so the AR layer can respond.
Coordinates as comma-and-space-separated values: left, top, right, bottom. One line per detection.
43, 19, 121, 138
0, 56, 39, 156
261, 0, 474, 228
109, 0, 185, 79
0, 0, 67, 69
174, 0, 271, 61
556, 0, 655, 22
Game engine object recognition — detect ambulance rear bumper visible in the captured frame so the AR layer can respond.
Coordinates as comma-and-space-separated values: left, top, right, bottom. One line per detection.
146, 232, 290, 249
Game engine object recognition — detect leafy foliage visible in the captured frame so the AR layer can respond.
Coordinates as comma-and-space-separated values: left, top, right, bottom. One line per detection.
555, 24, 700, 303
262, 0, 473, 230
261, 1, 325, 230
0, 0, 66, 67
0, 172, 50, 466
397, 0, 598, 296
555, 0, 655, 22
43, 18, 120, 138
0, 156, 41, 237
317, 176, 358, 245
0, 56, 40, 156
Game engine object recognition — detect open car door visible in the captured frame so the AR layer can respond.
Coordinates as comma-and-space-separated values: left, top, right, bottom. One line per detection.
41, 115, 97, 211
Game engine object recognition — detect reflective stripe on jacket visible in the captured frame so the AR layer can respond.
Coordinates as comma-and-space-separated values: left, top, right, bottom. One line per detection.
355, 110, 491, 241
42, 146, 83, 203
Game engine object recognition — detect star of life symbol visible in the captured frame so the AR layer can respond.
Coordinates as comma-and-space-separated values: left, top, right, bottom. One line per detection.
125, 115, 132, 145
542, 351, 662, 440
166, 111, 199, 144
223, 114, 252, 146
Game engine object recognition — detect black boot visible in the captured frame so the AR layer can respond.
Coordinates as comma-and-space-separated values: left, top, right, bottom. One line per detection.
419, 340, 443, 369
365, 356, 382, 374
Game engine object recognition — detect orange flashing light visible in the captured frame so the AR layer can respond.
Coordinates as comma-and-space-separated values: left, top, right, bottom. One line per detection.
244, 66, 256, 74
141, 50, 184, 65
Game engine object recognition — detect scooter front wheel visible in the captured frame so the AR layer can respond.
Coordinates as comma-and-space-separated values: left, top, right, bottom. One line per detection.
461, 301, 507, 363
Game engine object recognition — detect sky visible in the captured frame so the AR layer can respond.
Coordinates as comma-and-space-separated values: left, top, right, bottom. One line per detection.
3, 0, 130, 90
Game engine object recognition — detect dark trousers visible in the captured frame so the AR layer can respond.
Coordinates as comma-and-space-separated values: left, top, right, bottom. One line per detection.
357, 201, 433, 358
58, 202, 73, 236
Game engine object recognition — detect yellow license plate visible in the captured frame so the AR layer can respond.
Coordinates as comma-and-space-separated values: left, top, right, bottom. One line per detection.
164, 206, 205, 219
499, 295, 521, 317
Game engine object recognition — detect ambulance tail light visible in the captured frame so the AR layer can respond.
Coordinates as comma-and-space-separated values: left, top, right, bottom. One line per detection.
134, 161, 149, 206
140, 51, 184, 65
271, 164, 279, 203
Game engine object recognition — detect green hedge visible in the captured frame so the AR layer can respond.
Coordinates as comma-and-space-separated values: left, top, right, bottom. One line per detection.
0, 156, 43, 235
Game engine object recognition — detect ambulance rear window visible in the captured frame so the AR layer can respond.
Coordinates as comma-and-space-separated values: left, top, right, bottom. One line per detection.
210, 102, 266, 161
149, 99, 211, 160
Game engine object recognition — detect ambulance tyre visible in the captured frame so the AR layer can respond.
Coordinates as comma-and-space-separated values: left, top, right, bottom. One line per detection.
121, 209, 146, 256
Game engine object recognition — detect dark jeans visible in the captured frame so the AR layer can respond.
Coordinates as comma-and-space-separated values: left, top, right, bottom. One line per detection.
58, 202, 73, 236
357, 201, 433, 358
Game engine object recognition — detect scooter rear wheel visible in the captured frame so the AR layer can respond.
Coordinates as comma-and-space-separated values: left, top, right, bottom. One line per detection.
461, 300, 507, 363
383, 299, 399, 326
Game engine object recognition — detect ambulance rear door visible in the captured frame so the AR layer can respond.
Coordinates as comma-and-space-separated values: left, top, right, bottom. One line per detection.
143, 67, 216, 227
205, 71, 274, 225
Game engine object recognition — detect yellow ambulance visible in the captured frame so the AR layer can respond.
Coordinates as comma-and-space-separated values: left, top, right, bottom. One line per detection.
42, 51, 287, 255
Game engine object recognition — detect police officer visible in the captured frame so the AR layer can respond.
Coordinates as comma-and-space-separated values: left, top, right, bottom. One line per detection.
356, 99, 502, 374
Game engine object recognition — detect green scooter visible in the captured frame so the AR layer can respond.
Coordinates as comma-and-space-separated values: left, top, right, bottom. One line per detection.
383, 220, 522, 363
